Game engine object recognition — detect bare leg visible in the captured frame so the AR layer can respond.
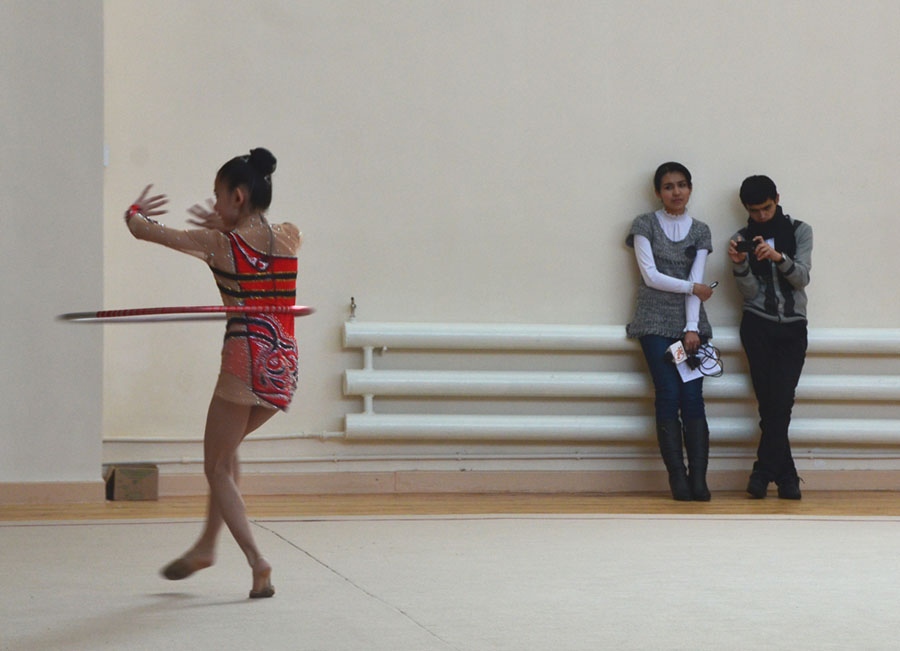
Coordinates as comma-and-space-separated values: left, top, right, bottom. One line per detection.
203, 398, 279, 595
179, 455, 239, 568
162, 400, 276, 588
190, 406, 276, 559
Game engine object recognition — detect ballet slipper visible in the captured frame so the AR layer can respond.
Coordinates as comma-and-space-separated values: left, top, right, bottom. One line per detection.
249, 583, 275, 599
249, 565, 275, 599
160, 556, 212, 581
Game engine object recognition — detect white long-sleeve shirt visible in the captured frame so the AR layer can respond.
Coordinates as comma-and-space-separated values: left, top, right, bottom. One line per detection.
633, 210, 707, 332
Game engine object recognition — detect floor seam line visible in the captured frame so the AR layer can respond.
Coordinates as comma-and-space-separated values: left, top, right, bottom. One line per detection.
253, 520, 462, 651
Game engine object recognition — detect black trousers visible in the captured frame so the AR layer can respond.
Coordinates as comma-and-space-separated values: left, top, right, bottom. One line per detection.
740, 311, 808, 481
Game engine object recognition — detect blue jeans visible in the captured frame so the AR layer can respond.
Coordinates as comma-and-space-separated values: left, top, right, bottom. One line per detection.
639, 335, 706, 421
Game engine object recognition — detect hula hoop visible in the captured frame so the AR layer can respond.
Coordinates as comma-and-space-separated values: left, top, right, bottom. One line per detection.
57, 305, 315, 323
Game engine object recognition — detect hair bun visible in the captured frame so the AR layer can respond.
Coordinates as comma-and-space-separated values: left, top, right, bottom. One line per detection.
247, 147, 276, 177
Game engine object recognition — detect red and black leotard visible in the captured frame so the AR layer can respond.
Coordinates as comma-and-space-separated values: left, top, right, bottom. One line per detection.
125, 209, 302, 410
212, 232, 299, 410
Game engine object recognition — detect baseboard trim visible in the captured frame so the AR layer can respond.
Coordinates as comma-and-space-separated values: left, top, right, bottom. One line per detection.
0, 481, 106, 504
5, 470, 897, 503
158, 469, 900, 497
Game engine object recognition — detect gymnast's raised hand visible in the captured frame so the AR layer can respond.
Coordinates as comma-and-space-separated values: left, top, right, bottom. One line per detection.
126, 184, 169, 221
187, 198, 228, 232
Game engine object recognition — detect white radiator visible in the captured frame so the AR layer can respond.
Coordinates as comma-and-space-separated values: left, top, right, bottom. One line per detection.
343, 322, 900, 445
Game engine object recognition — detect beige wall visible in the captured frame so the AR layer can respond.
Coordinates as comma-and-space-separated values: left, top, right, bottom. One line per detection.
103, 1, 900, 442
1, 1, 104, 483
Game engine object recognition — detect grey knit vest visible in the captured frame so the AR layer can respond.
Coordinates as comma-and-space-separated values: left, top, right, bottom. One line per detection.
625, 212, 713, 339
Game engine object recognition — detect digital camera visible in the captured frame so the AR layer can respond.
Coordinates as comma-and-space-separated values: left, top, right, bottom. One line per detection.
735, 239, 755, 253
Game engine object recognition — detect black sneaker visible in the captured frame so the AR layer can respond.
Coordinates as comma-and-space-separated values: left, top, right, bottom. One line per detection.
777, 474, 802, 500
746, 472, 768, 499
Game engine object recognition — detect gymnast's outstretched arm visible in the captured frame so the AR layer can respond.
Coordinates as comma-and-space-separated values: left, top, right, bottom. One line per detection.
125, 184, 227, 262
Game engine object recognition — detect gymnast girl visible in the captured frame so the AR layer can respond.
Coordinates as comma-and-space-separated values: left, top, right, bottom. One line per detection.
125, 147, 301, 598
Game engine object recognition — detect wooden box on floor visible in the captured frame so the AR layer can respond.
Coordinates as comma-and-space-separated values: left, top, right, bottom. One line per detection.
104, 464, 159, 501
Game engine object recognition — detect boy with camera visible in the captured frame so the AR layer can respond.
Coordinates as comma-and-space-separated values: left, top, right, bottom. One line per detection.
728, 175, 813, 499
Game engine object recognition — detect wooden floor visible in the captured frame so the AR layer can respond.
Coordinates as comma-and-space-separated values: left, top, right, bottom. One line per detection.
3, 491, 900, 521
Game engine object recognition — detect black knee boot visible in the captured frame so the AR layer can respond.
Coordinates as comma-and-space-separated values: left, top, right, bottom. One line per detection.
682, 417, 711, 501
656, 419, 691, 501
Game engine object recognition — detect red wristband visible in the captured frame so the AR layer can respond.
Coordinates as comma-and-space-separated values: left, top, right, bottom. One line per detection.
125, 204, 142, 223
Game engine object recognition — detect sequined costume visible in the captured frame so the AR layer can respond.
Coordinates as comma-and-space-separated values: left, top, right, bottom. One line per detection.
126, 213, 302, 410
214, 233, 298, 410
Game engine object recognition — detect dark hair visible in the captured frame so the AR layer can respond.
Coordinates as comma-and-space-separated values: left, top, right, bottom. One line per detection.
739, 175, 777, 206
217, 147, 277, 211
653, 162, 692, 192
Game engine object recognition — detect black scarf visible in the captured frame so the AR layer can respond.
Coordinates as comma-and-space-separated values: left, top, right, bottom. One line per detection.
742, 206, 796, 275
740, 206, 800, 316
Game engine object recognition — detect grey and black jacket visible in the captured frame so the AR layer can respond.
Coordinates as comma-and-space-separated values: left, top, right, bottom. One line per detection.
731, 211, 812, 324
